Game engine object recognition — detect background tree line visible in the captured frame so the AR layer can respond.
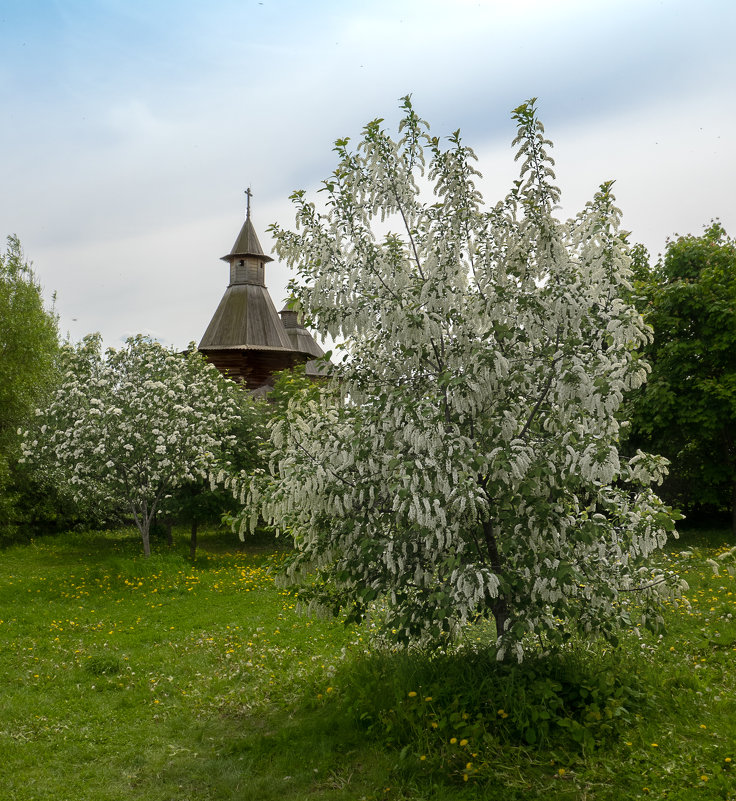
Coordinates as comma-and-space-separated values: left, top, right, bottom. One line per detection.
625, 222, 736, 534
2, 224, 734, 553
0, 235, 306, 548
0, 185, 736, 560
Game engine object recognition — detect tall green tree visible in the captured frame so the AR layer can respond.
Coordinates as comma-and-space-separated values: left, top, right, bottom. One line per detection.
627, 223, 736, 533
243, 99, 681, 659
0, 236, 59, 534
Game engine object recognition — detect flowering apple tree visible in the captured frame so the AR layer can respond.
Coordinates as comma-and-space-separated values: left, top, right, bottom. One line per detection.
247, 98, 683, 658
22, 334, 241, 556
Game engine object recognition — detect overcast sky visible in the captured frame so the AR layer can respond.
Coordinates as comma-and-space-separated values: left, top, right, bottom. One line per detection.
2, 0, 734, 349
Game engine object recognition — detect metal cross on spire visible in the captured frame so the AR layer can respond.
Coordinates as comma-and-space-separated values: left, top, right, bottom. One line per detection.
245, 187, 252, 218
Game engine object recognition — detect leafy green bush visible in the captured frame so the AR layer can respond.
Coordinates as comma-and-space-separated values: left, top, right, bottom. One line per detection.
336, 645, 646, 781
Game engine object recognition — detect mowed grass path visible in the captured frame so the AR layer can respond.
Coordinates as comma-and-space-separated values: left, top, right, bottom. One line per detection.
1, 526, 736, 800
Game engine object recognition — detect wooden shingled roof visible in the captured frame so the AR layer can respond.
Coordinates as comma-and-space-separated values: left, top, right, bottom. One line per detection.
199, 284, 293, 351
279, 306, 324, 359
198, 193, 325, 389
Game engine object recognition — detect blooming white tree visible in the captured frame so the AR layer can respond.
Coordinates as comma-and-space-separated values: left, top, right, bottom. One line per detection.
22, 334, 241, 556
248, 98, 683, 658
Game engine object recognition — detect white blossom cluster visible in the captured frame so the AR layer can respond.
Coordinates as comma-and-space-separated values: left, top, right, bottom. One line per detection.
246, 99, 683, 656
21, 334, 241, 555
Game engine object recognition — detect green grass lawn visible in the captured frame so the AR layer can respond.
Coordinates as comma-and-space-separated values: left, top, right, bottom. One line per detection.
1, 526, 735, 800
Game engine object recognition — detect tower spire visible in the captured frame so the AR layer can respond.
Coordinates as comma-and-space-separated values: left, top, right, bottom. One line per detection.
199, 193, 328, 390
221, 189, 272, 265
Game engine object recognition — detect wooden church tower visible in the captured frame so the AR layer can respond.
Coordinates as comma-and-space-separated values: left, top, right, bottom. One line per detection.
198, 191, 324, 391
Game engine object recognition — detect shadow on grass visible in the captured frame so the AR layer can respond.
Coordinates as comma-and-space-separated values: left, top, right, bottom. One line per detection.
135, 700, 415, 801
674, 509, 734, 548
674, 524, 734, 550
151, 644, 661, 801
13, 525, 287, 571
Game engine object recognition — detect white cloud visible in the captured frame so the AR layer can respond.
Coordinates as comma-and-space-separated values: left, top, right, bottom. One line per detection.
2, 0, 735, 350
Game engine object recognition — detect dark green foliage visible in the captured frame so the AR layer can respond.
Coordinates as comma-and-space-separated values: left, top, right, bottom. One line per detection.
0, 236, 59, 539
338, 647, 644, 761
626, 223, 736, 532
158, 383, 272, 549
159, 368, 317, 551
267, 363, 325, 412
1, 460, 112, 546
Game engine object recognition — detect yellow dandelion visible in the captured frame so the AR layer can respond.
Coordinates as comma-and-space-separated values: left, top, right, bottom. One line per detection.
460, 739, 468, 746
420, 755, 426, 761
558, 768, 566, 776
463, 774, 469, 782
450, 737, 457, 744
408, 691, 417, 697
424, 696, 432, 702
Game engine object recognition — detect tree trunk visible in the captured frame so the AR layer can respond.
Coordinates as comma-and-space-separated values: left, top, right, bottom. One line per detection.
482, 518, 511, 639
131, 503, 152, 558
492, 600, 510, 640
141, 519, 151, 558
190, 519, 198, 561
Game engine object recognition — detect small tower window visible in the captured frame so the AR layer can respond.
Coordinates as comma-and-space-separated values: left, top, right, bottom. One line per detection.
239, 259, 245, 266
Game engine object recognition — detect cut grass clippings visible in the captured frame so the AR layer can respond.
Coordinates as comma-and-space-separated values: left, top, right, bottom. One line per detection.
0, 526, 735, 800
